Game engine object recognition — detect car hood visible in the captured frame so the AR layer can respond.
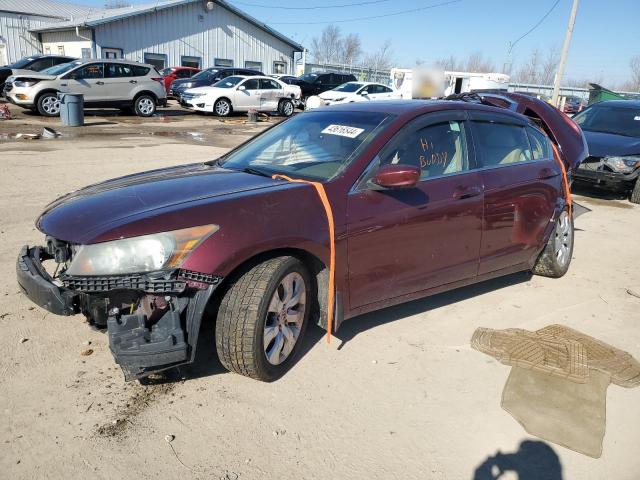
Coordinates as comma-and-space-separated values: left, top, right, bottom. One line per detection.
184, 86, 224, 95
9, 70, 57, 81
319, 90, 351, 100
37, 163, 285, 244
172, 78, 209, 90
582, 130, 640, 157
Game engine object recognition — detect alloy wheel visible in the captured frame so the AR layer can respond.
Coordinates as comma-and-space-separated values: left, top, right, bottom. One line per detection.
137, 97, 155, 116
215, 100, 230, 116
42, 96, 60, 115
263, 272, 306, 365
554, 210, 572, 267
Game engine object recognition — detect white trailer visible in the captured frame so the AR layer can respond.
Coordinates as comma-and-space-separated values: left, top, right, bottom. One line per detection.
391, 68, 510, 99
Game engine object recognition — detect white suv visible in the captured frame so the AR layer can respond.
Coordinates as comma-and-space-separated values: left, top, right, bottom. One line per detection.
3, 59, 167, 117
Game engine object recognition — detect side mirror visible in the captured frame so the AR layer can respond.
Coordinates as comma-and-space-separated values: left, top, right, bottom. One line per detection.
360, 90, 368, 95
238, 85, 246, 91
373, 164, 420, 189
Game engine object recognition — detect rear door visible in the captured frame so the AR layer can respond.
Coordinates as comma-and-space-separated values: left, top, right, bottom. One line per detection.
468, 111, 562, 275
103, 63, 135, 101
258, 78, 282, 111
62, 63, 106, 102
347, 110, 483, 309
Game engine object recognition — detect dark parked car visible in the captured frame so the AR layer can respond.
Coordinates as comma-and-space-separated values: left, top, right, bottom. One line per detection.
563, 95, 585, 115
0, 54, 75, 91
296, 71, 357, 102
160, 66, 201, 94
572, 100, 640, 203
16, 94, 586, 382
169, 67, 262, 98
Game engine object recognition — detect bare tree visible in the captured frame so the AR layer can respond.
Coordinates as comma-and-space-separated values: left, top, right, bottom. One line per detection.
514, 49, 541, 84
629, 55, 640, 92
339, 33, 362, 65
465, 51, 494, 73
539, 47, 560, 85
310, 25, 343, 65
434, 55, 464, 71
363, 40, 393, 71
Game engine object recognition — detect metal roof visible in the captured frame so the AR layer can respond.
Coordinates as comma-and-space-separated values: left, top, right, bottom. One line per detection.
28, 0, 304, 51
0, 0, 95, 20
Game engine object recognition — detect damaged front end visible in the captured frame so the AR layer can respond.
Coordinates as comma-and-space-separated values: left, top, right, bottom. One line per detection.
16, 236, 222, 381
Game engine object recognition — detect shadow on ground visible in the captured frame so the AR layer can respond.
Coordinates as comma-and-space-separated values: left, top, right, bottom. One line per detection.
473, 440, 563, 480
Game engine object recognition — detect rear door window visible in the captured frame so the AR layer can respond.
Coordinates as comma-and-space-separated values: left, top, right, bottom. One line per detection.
104, 63, 133, 78
260, 78, 281, 89
471, 121, 531, 167
27, 58, 52, 71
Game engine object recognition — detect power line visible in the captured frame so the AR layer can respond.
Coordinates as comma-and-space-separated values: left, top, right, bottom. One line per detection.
508, 0, 561, 54
230, 0, 393, 9
267, 0, 461, 25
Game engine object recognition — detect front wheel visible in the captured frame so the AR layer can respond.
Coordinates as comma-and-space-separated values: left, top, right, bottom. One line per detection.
215, 256, 311, 381
36, 93, 60, 117
630, 178, 640, 204
214, 98, 232, 117
134, 95, 156, 117
532, 208, 574, 278
278, 98, 294, 117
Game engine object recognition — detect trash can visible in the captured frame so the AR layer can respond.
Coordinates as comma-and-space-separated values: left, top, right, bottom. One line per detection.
58, 93, 84, 126
588, 83, 627, 105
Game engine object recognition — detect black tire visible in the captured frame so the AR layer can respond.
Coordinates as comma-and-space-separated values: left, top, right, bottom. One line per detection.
133, 94, 156, 117
215, 256, 311, 381
630, 178, 640, 204
532, 208, 574, 278
213, 98, 232, 117
36, 92, 60, 117
278, 98, 294, 117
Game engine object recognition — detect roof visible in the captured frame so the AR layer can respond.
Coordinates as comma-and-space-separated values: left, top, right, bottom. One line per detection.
0, 0, 94, 20
592, 100, 640, 108
28, 0, 304, 51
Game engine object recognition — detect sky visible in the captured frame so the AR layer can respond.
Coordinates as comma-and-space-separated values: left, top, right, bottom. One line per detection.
71, 0, 640, 87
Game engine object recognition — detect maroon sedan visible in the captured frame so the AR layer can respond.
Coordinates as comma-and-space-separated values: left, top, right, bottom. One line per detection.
16, 94, 587, 382
159, 66, 201, 95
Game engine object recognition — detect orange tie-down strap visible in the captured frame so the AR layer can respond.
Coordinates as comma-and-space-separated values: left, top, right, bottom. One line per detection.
550, 142, 572, 217
272, 174, 335, 343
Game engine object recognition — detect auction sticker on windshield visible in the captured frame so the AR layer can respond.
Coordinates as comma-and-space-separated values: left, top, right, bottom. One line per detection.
321, 124, 365, 138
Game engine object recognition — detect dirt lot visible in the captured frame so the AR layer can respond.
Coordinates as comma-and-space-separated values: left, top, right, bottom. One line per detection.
1, 101, 639, 479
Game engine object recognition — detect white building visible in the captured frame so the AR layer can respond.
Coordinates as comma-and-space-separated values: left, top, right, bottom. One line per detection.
0, 0, 303, 74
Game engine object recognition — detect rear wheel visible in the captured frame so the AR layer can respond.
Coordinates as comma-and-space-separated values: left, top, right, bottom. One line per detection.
36, 93, 60, 117
532, 208, 574, 278
214, 98, 232, 117
278, 98, 294, 117
630, 178, 640, 204
215, 256, 311, 381
133, 95, 156, 117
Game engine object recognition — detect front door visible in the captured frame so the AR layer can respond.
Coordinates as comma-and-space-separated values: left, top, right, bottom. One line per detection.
235, 78, 261, 110
62, 63, 106, 102
347, 111, 483, 309
468, 111, 561, 275
102, 48, 122, 59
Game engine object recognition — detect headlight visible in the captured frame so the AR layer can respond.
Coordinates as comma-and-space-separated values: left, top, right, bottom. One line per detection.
14, 79, 40, 88
65, 225, 219, 276
603, 155, 640, 173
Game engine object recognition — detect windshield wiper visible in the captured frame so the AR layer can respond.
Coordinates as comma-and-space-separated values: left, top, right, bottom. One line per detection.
239, 167, 272, 178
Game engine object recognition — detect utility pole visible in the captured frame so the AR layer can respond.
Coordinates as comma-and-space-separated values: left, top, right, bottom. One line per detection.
552, 0, 579, 106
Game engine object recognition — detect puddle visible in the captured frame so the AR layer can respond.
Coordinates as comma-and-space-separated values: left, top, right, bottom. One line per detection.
472, 325, 640, 458
579, 196, 634, 209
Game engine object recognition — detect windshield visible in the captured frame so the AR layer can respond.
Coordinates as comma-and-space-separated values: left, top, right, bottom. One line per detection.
159, 68, 174, 76
334, 83, 363, 93
299, 73, 319, 82
41, 61, 79, 76
217, 110, 392, 181
573, 105, 640, 137
214, 76, 243, 88
8, 57, 34, 69
192, 69, 218, 80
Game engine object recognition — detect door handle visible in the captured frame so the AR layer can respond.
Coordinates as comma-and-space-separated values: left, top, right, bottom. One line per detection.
453, 185, 482, 200
129, 80, 137, 84
538, 167, 560, 180
96, 81, 105, 85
